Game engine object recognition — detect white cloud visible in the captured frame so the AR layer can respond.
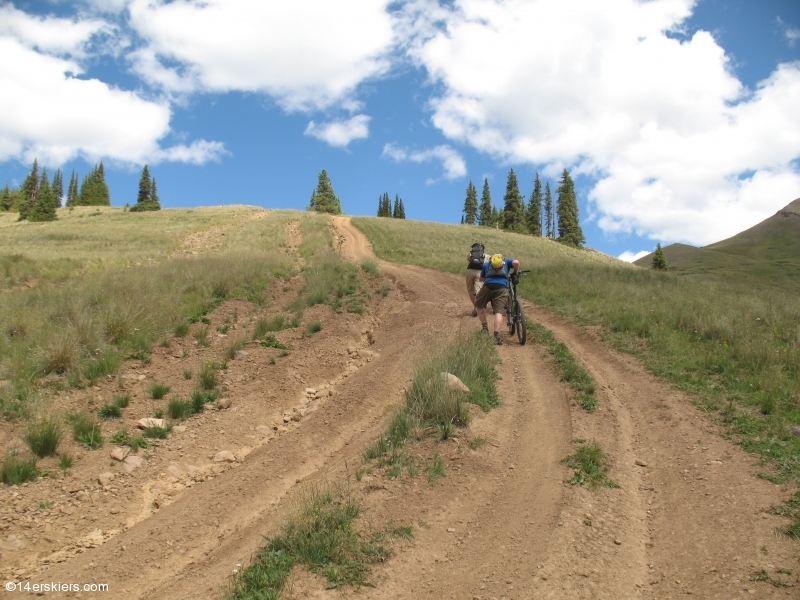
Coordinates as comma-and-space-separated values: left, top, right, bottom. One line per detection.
403, 0, 800, 245
304, 115, 371, 148
127, 0, 395, 111
0, 8, 226, 168
618, 250, 651, 263
778, 17, 800, 47
382, 143, 467, 180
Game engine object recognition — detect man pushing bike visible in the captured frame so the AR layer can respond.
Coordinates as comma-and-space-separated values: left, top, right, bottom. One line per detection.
475, 253, 520, 345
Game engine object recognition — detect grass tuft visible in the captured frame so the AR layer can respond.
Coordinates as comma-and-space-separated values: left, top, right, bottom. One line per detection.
198, 362, 218, 390
562, 441, 618, 488
70, 413, 104, 449
1, 452, 39, 485
23, 417, 62, 458
149, 382, 171, 400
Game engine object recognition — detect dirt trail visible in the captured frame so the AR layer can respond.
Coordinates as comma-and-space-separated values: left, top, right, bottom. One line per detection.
4, 217, 796, 599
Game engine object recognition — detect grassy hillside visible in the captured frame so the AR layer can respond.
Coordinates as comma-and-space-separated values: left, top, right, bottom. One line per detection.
0, 208, 354, 418
634, 198, 800, 293
354, 216, 800, 482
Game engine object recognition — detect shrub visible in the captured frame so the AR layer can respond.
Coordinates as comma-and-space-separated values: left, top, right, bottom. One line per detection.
198, 362, 217, 391
112, 394, 130, 408
183, 368, 193, 380
360, 259, 380, 277
99, 404, 121, 419
23, 417, 62, 458
167, 399, 193, 420
307, 322, 322, 335
143, 424, 171, 439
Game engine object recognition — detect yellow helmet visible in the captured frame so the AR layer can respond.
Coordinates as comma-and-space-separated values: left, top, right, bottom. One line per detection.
490, 254, 504, 269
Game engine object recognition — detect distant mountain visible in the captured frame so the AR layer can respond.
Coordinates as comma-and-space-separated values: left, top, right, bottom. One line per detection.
634, 198, 800, 292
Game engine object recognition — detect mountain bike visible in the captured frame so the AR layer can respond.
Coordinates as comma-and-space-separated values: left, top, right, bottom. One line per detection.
507, 270, 529, 345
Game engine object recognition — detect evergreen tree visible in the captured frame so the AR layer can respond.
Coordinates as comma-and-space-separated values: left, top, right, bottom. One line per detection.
66, 170, 78, 207
307, 169, 342, 214
556, 169, 584, 246
392, 195, 406, 219
130, 165, 160, 212
478, 178, 493, 227
502, 168, 526, 233
544, 182, 554, 239
652, 243, 668, 270
376, 194, 383, 217
462, 180, 478, 225
19, 159, 39, 220
52, 169, 63, 208
491, 205, 502, 229
526, 173, 543, 236
29, 167, 57, 221
78, 162, 110, 206
0, 184, 10, 211
377, 192, 391, 217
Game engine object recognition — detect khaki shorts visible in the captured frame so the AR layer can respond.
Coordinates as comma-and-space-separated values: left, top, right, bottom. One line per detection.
475, 284, 509, 314
466, 268, 483, 297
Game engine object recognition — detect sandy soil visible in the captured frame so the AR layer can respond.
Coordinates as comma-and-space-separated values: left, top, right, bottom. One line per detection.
0, 217, 796, 599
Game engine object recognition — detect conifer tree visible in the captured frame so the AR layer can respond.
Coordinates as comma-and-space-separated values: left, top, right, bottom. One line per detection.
307, 170, 342, 214
66, 170, 79, 207
462, 180, 478, 225
376, 195, 383, 216
544, 182, 554, 239
652, 243, 668, 270
392, 195, 406, 219
0, 184, 10, 212
131, 165, 161, 212
556, 169, 584, 246
19, 159, 39, 220
478, 178, 493, 227
526, 173, 543, 236
78, 162, 110, 206
491, 205, 502, 229
52, 169, 63, 208
502, 168, 526, 233
29, 167, 57, 221
377, 192, 391, 217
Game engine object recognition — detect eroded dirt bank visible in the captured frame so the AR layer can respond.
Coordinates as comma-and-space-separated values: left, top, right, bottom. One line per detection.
0, 217, 796, 599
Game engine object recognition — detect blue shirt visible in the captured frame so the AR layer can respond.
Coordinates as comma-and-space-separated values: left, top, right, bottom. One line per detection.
481, 258, 515, 286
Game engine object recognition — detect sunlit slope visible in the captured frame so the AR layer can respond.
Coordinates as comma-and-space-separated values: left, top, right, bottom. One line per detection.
634, 198, 800, 293
351, 216, 623, 275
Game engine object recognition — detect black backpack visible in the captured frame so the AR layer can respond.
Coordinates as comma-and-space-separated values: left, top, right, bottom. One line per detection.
468, 243, 485, 268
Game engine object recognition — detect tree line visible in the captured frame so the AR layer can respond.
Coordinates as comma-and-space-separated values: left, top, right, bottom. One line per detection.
462, 168, 584, 247
0, 160, 162, 220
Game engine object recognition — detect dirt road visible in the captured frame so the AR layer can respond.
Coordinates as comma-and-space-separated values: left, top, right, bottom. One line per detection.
2, 217, 796, 599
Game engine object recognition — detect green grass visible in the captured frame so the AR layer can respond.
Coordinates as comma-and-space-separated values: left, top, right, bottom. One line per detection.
143, 424, 171, 439
253, 315, 288, 338
529, 323, 597, 411
354, 216, 800, 483
306, 322, 322, 335
23, 416, 62, 457
360, 259, 380, 277
198, 362, 218, 390
167, 399, 194, 420
562, 441, 619, 488
70, 413, 103, 449
98, 403, 122, 419
1, 453, 39, 485
260, 334, 288, 350
59, 453, 73, 472
228, 483, 396, 600
224, 336, 246, 360
112, 393, 130, 408
425, 452, 446, 482
109, 429, 152, 452
149, 382, 171, 400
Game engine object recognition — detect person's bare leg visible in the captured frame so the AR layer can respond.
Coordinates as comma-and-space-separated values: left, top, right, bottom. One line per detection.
493, 310, 503, 335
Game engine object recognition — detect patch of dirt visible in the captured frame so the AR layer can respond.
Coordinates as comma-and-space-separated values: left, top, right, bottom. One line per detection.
0, 217, 796, 599
172, 210, 269, 257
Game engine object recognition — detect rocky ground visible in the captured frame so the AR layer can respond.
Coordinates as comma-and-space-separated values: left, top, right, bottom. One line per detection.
0, 216, 796, 599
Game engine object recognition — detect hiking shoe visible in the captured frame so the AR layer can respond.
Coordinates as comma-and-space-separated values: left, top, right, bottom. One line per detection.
472, 307, 478, 317
481, 323, 489, 333
494, 332, 503, 345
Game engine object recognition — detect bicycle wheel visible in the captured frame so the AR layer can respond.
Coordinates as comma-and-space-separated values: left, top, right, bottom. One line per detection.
507, 294, 516, 335
516, 300, 527, 345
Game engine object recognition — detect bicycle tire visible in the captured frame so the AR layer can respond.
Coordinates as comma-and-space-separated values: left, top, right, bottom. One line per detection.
507, 289, 516, 335
516, 300, 527, 345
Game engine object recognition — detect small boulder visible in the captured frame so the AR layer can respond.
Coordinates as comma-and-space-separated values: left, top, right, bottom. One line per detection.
97, 472, 115, 487
213, 451, 236, 463
635, 459, 648, 467
137, 418, 165, 429
216, 397, 232, 410
110, 446, 130, 462
121, 455, 143, 473
440, 372, 470, 394
172, 425, 187, 433
256, 425, 271, 436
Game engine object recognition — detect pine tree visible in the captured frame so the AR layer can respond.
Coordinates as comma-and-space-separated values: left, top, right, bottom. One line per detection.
376, 194, 383, 217
307, 170, 342, 214
130, 165, 160, 212
0, 184, 10, 212
66, 170, 78, 207
491, 205, 502, 229
52, 169, 63, 208
544, 182, 554, 239
392, 195, 406, 219
377, 192, 392, 217
502, 169, 526, 233
29, 167, 57, 221
78, 162, 110, 206
556, 169, 584, 246
652, 243, 668, 270
462, 180, 478, 225
19, 159, 39, 220
526, 173, 543, 236
478, 178, 493, 227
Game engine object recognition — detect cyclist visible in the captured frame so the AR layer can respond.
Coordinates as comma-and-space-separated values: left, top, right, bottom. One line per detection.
466, 242, 487, 317
475, 254, 520, 345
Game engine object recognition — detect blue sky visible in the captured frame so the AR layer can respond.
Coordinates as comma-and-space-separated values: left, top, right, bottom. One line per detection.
1, 0, 799, 261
